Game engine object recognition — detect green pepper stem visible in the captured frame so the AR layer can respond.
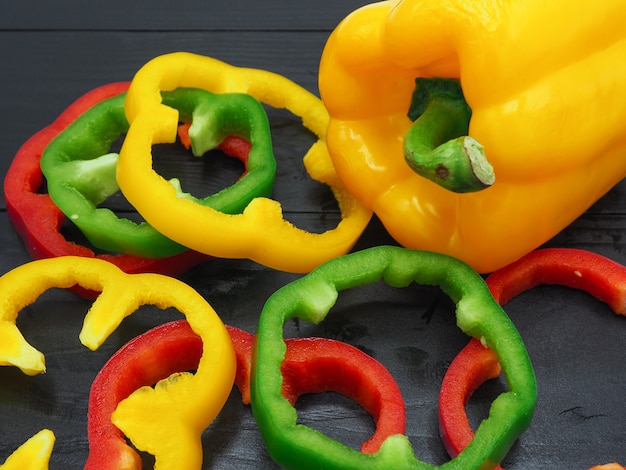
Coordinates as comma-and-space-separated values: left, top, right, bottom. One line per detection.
404, 78, 495, 193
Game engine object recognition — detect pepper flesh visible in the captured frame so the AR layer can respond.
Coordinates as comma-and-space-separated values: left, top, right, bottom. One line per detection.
2, 82, 212, 298
88, 321, 405, 468
438, 338, 503, 470
0, 430, 55, 470
0, 256, 236, 469
438, 248, 626, 469
251, 245, 536, 469
318, 0, 626, 273
40, 87, 275, 258
117, 52, 372, 273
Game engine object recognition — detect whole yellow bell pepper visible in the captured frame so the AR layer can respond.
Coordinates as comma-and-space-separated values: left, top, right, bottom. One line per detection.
318, 0, 626, 273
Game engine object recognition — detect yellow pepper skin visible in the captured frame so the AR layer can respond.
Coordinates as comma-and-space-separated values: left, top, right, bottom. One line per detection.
0, 430, 54, 470
0, 256, 235, 469
318, 0, 626, 273
117, 52, 372, 273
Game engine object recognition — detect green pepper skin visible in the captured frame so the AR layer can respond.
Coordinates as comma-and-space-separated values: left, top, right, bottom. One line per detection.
250, 245, 536, 470
40, 88, 276, 258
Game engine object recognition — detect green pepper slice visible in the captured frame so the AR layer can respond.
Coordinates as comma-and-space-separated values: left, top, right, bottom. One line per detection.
250, 245, 536, 470
40, 87, 276, 258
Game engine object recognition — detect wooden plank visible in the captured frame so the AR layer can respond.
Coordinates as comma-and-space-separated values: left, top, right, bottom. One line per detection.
0, 0, 370, 31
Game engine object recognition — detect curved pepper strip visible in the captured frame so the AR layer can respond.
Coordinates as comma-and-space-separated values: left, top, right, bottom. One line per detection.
227, 322, 407, 447
87, 321, 405, 469
40, 87, 276, 258
250, 245, 536, 469
438, 248, 626, 470
0, 256, 235, 470
0, 429, 55, 470
117, 52, 372, 273
276, 334, 406, 454
318, 1, 626, 273
2, 82, 212, 298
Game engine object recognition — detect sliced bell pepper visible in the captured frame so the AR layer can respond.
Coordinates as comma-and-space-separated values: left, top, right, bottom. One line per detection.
86, 320, 234, 470
251, 245, 536, 469
0, 256, 236, 469
438, 248, 626, 470
277, 335, 406, 455
2, 82, 213, 298
0, 429, 55, 470
226, 324, 407, 449
40, 87, 276, 258
438, 337, 503, 470
318, 1, 626, 273
486, 248, 626, 314
116, 52, 372, 273
88, 320, 405, 469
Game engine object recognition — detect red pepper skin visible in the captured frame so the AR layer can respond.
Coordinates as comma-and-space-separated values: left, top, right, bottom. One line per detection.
235, 331, 407, 453
3, 83, 213, 298
87, 321, 405, 469
438, 338, 503, 470
486, 248, 626, 314
439, 248, 626, 469
85, 320, 203, 470
86, 322, 253, 470
279, 336, 406, 454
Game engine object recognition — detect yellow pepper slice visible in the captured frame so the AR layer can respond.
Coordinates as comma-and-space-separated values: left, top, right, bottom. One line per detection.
0, 430, 54, 470
117, 52, 372, 273
318, 0, 626, 273
0, 256, 235, 469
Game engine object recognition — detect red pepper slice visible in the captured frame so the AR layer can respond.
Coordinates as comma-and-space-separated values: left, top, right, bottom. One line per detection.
85, 320, 202, 470
438, 248, 626, 469
3, 83, 257, 298
87, 321, 406, 469
278, 336, 406, 454
438, 337, 502, 466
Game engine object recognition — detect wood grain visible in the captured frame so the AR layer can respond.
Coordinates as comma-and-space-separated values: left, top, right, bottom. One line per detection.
0, 2, 625, 469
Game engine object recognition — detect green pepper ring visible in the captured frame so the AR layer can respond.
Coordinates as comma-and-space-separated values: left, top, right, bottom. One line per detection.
40, 87, 276, 258
250, 245, 537, 470
439, 247, 626, 470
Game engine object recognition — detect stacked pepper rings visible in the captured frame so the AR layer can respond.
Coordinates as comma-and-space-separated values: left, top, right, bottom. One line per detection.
6, 51, 371, 281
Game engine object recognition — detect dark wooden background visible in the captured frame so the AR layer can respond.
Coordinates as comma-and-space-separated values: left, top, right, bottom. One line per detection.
0, 1, 625, 468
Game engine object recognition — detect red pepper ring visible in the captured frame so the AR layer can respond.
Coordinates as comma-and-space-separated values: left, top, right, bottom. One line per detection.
277, 336, 406, 455
2, 83, 255, 298
438, 248, 626, 470
438, 338, 504, 470
87, 320, 406, 469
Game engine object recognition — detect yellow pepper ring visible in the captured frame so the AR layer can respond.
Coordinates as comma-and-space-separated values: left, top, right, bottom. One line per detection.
117, 52, 372, 273
0, 256, 235, 469
0, 429, 55, 470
